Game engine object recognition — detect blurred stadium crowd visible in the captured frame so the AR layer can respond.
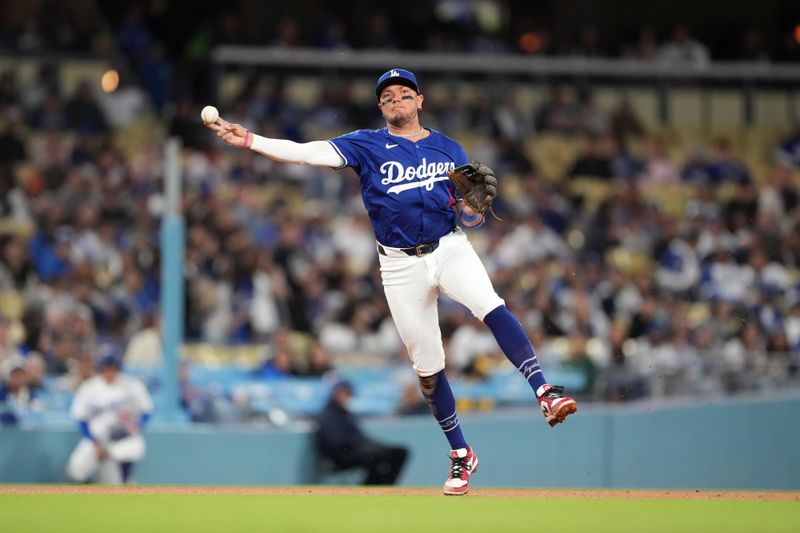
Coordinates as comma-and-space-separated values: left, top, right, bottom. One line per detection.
2, 2, 800, 426
4, 1, 800, 60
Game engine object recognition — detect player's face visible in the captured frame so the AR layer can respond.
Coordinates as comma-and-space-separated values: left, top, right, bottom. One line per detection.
102, 366, 119, 383
378, 85, 423, 127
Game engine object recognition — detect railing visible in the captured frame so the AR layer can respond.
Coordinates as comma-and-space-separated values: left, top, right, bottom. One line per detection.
210, 46, 800, 128
211, 46, 800, 82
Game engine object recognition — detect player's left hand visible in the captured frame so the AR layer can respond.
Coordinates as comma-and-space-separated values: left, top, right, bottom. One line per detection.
448, 162, 499, 219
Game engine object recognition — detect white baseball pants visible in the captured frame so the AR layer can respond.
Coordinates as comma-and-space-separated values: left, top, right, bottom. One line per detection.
66, 435, 146, 484
378, 228, 504, 377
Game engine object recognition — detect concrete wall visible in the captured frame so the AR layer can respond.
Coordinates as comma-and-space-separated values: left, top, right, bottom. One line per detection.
2, 394, 799, 489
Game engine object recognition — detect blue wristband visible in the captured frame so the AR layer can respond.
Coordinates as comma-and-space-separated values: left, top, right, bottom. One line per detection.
461, 209, 484, 228
461, 210, 482, 223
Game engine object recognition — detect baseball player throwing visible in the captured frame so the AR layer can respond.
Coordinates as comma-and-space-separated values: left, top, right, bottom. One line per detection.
206, 68, 577, 495
66, 345, 153, 484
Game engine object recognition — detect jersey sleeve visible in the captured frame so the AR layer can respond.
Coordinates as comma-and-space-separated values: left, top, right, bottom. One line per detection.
132, 379, 153, 414
327, 130, 371, 172
70, 381, 92, 421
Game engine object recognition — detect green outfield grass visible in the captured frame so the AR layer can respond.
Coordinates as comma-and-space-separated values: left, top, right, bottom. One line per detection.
1, 492, 798, 533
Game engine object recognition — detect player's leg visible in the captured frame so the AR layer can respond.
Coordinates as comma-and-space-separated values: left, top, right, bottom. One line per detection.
65, 439, 99, 483
107, 434, 146, 463
106, 434, 146, 484
120, 462, 134, 484
380, 250, 478, 494
97, 458, 123, 484
379, 252, 469, 449
435, 230, 577, 426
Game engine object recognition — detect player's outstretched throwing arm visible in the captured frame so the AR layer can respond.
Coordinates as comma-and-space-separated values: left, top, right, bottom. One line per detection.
205, 114, 344, 168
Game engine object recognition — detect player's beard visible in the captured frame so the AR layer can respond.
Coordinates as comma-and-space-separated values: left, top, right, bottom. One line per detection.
385, 107, 418, 129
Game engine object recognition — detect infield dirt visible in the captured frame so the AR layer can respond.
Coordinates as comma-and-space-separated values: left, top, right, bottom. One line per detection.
1, 485, 797, 500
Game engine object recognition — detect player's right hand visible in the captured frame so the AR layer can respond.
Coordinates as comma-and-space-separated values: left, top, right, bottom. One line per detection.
206, 116, 252, 148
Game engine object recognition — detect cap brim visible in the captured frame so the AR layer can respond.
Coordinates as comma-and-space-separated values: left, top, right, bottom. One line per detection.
376, 78, 419, 98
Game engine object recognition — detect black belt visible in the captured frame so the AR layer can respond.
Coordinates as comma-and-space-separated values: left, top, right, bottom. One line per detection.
378, 240, 441, 257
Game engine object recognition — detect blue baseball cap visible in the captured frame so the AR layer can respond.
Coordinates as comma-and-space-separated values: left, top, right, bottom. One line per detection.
331, 378, 354, 394
375, 68, 420, 99
96, 343, 123, 369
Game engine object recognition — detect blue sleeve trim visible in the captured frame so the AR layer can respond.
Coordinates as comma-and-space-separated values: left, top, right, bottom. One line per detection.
79, 420, 95, 441
327, 140, 348, 169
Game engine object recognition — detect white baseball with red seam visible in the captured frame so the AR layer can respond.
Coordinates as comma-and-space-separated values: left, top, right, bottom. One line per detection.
201, 105, 219, 125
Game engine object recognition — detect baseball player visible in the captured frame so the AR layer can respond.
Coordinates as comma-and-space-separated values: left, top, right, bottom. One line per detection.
207, 68, 577, 495
66, 344, 153, 484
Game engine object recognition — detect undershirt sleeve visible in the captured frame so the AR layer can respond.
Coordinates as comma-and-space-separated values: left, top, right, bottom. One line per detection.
249, 135, 344, 168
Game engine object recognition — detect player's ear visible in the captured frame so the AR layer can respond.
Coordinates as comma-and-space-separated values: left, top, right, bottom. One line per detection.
417, 94, 424, 109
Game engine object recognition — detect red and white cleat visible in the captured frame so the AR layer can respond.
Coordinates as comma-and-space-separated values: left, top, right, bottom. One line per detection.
538, 385, 577, 427
442, 446, 479, 496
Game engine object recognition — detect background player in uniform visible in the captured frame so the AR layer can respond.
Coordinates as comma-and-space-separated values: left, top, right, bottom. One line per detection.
206, 68, 577, 495
66, 344, 153, 485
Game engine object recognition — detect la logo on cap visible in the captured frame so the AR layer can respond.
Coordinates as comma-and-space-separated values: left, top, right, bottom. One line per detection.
389, 69, 399, 77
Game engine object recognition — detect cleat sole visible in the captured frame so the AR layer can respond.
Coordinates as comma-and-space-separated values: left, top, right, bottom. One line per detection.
547, 400, 578, 427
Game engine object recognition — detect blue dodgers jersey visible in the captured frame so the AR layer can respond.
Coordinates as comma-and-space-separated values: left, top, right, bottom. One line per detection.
328, 128, 469, 248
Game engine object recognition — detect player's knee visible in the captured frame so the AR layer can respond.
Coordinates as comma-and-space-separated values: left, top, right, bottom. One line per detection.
418, 371, 441, 398
66, 460, 90, 483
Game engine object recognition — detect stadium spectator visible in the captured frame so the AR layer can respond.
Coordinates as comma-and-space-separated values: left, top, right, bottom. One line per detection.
0, 316, 23, 373
535, 86, 579, 135
64, 81, 108, 135
621, 26, 658, 60
738, 27, 770, 62
124, 313, 163, 369
314, 379, 408, 485
568, 23, 604, 58
568, 135, 612, 179
609, 98, 646, 148
776, 127, 800, 169
639, 136, 680, 185
759, 164, 799, 220
0, 117, 27, 164
575, 88, 609, 136
0, 361, 40, 425
658, 25, 711, 66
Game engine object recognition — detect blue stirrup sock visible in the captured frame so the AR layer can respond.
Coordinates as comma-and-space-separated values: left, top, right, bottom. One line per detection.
484, 305, 548, 395
420, 370, 468, 450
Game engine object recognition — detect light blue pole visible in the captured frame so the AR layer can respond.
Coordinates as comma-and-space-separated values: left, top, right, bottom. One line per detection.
160, 138, 184, 423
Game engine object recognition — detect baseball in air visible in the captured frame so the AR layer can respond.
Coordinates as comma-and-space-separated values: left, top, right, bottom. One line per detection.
201, 105, 219, 125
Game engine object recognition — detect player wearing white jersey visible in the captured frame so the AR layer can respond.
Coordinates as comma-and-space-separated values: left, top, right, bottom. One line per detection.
66, 345, 153, 484
207, 68, 576, 495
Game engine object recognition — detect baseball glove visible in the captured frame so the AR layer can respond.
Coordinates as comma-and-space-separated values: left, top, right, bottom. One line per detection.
448, 161, 499, 219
